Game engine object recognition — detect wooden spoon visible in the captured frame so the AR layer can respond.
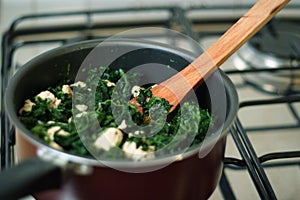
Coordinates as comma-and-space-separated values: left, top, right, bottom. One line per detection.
149, 0, 290, 111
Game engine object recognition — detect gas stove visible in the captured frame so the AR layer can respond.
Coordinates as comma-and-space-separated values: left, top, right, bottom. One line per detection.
1, 4, 300, 200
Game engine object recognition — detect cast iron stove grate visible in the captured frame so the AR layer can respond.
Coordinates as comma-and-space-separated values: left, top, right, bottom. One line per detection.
1, 5, 300, 200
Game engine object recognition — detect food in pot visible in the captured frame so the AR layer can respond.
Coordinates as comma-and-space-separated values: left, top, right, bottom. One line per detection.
18, 67, 212, 161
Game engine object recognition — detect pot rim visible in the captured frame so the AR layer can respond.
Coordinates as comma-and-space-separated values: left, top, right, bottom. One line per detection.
5, 39, 238, 168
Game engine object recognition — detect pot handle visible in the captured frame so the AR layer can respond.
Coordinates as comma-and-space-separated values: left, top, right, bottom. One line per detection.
0, 157, 64, 199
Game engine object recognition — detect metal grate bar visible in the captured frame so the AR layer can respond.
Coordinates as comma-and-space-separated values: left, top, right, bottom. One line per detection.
235, 118, 277, 199
230, 125, 270, 199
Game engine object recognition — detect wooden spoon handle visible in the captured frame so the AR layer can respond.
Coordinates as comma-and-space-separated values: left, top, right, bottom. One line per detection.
206, 0, 290, 68
152, 0, 290, 109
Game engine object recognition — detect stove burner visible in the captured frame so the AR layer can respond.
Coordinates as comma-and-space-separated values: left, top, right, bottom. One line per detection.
234, 21, 300, 95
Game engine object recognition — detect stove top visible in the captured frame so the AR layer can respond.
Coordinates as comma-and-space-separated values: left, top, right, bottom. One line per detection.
1, 5, 300, 200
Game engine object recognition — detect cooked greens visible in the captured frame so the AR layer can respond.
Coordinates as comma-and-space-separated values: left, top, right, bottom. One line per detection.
18, 67, 212, 161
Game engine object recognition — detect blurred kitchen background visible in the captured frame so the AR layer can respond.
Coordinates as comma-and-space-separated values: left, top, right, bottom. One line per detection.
2, 0, 300, 32
1, 0, 300, 199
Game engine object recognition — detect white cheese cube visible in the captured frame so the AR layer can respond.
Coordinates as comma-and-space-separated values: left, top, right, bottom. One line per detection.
36, 90, 61, 108
47, 126, 61, 140
104, 80, 116, 87
62, 85, 73, 96
19, 99, 35, 114
117, 120, 127, 130
71, 81, 86, 88
131, 85, 141, 97
94, 128, 123, 151
75, 104, 88, 112
122, 141, 155, 161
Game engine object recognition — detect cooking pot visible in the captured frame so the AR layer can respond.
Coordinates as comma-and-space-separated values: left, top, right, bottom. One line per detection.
1, 39, 238, 200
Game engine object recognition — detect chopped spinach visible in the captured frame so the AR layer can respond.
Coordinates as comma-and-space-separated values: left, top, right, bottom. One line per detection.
18, 66, 212, 160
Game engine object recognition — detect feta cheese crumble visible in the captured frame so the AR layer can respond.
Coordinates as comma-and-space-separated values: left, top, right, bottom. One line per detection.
94, 128, 123, 151
36, 90, 61, 108
122, 141, 155, 161
62, 85, 73, 96
131, 85, 141, 97
104, 79, 116, 87
71, 81, 86, 88
19, 99, 35, 114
